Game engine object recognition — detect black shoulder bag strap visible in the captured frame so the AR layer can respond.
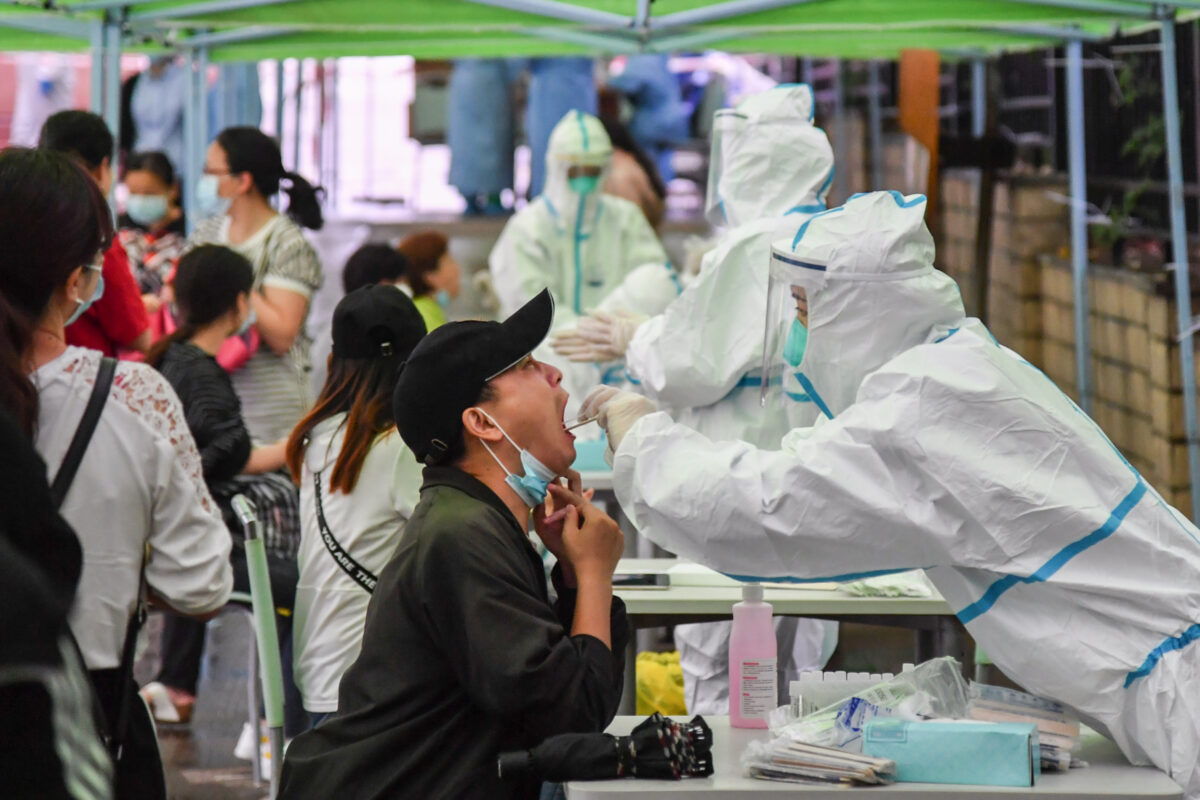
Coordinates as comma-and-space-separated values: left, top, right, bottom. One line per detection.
48, 357, 146, 760
50, 356, 116, 507
313, 469, 378, 593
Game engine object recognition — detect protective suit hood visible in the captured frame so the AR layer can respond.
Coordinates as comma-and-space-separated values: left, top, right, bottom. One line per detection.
767, 191, 965, 417
542, 110, 613, 232
707, 84, 835, 226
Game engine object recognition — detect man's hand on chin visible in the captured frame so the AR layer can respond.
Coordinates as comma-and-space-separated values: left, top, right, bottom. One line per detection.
533, 472, 595, 588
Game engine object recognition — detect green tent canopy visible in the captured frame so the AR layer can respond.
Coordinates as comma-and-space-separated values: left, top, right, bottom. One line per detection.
0, 0, 1194, 60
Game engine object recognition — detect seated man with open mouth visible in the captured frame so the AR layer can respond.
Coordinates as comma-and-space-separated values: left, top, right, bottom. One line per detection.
278, 288, 629, 800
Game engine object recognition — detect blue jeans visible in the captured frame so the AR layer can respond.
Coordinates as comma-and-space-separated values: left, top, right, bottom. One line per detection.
309, 711, 332, 729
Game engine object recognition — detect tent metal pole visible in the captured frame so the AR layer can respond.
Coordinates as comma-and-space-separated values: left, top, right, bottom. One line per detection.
1158, 12, 1200, 520
832, 59, 847, 201
275, 59, 285, 142
183, 48, 198, 232
129, 0, 296, 22
0, 13, 92, 38
650, 0, 821, 30
183, 25, 296, 48
971, 58, 987, 138
635, 0, 651, 30
868, 60, 883, 190
1005, 0, 1151, 14
458, 0, 630, 27
90, 20, 104, 114
103, 12, 122, 204
292, 59, 303, 174
1066, 38, 1092, 414
522, 26, 642, 53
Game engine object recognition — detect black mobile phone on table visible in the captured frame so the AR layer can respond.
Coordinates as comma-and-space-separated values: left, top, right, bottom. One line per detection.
612, 572, 670, 589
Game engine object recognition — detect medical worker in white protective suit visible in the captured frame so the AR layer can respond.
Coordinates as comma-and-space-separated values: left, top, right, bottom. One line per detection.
555, 84, 839, 713
581, 190, 1200, 798
490, 110, 668, 423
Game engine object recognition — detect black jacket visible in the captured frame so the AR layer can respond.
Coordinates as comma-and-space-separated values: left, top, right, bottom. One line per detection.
278, 466, 629, 800
154, 342, 251, 484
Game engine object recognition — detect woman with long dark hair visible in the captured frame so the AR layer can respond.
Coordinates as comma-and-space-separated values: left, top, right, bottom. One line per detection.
139, 244, 301, 730
285, 285, 426, 727
187, 126, 325, 447
0, 146, 231, 799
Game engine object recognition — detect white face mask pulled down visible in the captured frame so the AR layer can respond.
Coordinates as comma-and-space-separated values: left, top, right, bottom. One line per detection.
473, 408, 558, 508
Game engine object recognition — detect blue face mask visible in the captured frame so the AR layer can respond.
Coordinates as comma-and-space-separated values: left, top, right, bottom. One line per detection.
236, 307, 256, 337
196, 174, 231, 216
474, 408, 558, 508
126, 194, 169, 227
568, 174, 601, 196
783, 319, 808, 368
434, 289, 451, 309
65, 267, 104, 327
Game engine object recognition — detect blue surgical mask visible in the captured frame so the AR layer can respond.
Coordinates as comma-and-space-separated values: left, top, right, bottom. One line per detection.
236, 307, 256, 337
126, 194, 169, 227
196, 174, 230, 216
65, 267, 105, 327
434, 289, 451, 309
568, 174, 601, 196
783, 319, 808, 368
474, 408, 558, 507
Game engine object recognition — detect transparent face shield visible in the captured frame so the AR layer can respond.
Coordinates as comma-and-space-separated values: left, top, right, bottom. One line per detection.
760, 244, 829, 411
704, 110, 746, 226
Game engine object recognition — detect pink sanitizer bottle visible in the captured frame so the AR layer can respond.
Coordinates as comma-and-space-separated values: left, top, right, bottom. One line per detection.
729, 583, 778, 729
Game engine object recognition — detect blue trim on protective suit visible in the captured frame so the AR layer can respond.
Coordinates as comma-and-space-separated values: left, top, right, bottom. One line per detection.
956, 480, 1148, 624
724, 566, 920, 584
792, 206, 845, 248
786, 202, 827, 215
600, 365, 626, 385
1125, 623, 1200, 688
772, 82, 816, 121
573, 192, 586, 313
794, 373, 834, 419
934, 327, 960, 343
815, 160, 835, 203
575, 110, 589, 150
774, 253, 828, 271
847, 190, 927, 208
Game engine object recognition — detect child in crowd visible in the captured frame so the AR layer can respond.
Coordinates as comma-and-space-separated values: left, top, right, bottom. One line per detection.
285, 285, 427, 727
140, 245, 303, 733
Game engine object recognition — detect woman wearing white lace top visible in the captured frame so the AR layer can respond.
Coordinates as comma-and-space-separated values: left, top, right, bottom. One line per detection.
0, 148, 232, 799
186, 127, 325, 446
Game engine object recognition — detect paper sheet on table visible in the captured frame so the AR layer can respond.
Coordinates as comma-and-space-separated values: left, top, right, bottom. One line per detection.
666, 561, 839, 591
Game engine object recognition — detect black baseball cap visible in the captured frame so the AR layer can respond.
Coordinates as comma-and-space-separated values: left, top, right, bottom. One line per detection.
393, 288, 554, 464
331, 284, 427, 360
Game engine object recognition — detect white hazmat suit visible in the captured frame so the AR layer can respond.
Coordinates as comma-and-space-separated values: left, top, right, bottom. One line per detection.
567, 85, 840, 714
587, 191, 1200, 798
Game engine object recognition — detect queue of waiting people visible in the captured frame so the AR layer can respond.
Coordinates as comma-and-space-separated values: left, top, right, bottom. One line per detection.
1, 104, 645, 800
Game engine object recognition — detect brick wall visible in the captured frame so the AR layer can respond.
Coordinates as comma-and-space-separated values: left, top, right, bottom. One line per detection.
935, 167, 1197, 514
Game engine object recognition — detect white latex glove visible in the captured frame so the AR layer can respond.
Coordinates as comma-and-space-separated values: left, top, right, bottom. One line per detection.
551, 310, 647, 362
579, 386, 657, 454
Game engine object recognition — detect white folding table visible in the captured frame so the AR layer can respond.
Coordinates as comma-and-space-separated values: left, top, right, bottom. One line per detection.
564, 716, 1183, 799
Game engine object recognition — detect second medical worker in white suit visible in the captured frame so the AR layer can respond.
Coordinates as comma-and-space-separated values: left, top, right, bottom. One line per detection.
490, 110, 668, 423
555, 84, 839, 713
583, 191, 1200, 799
489, 110, 667, 325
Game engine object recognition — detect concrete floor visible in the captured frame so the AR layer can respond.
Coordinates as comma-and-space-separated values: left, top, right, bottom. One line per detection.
137, 612, 270, 800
